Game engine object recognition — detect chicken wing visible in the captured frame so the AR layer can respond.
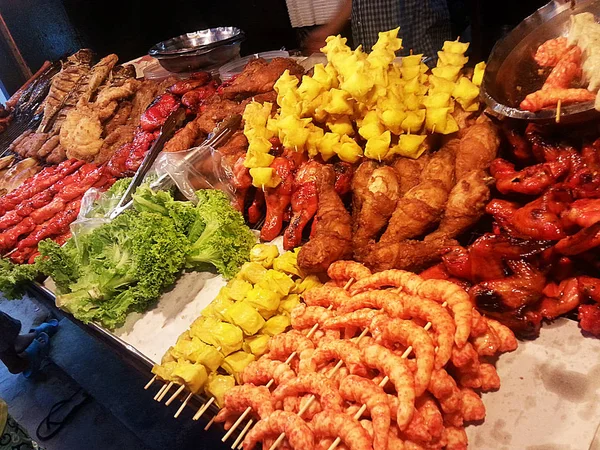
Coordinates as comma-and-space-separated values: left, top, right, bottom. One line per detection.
454, 117, 500, 179
391, 154, 430, 196
298, 165, 353, 274
363, 238, 458, 272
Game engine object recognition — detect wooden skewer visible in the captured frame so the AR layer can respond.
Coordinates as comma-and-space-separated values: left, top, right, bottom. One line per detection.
166, 384, 186, 406
194, 397, 215, 421
204, 416, 216, 431
144, 375, 157, 390
233, 419, 254, 449
556, 99, 562, 123
153, 383, 168, 401
174, 392, 194, 419
157, 382, 174, 402
227, 277, 357, 446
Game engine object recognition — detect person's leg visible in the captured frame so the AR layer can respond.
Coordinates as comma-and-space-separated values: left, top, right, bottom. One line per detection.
14, 333, 36, 354
0, 348, 29, 374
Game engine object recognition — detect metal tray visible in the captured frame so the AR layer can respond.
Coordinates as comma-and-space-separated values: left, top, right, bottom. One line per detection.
149, 27, 244, 57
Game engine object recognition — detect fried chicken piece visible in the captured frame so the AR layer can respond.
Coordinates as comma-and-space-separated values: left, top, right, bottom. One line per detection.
95, 124, 136, 164
104, 101, 133, 135
426, 170, 492, 241
392, 155, 430, 196
353, 165, 400, 257
351, 160, 376, 221
220, 58, 304, 100
262, 157, 294, 242
196, 97, 244, 134
284, 161, 321, 250
364, 238, 458, 272
163, 119, 201, 153
128, 80, 161, 126
9, 131, 49, 158
454, 118, 500, 180
420, 140, 458, 191
216, 130, 247, 156
297, 165, 353, 274
36, 134, 61, 159
452, 105, 478, 137
60, 106, 104, 161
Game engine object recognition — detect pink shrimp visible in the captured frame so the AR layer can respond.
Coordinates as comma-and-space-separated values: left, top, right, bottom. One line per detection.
242, 410, 315, 450
242, 358, 296, 386
339, 290, 406, 318
328, 260, 372, 283
215, 385, 274, 423
310, 340, 368, 376
350, 270, 423, 295
485, 318, 518, 352
460, 387, 486, 422
322, 309, 384, 331
360, 344, 415, 429
310, 411, 374, 450
339, 375, 391, 450
428, 368, 462, 414
267, 330, 315, 361
291, 305, 334, 330
360, 420, 405, 450
303, 285, 350, 309
273, 373, 344, 412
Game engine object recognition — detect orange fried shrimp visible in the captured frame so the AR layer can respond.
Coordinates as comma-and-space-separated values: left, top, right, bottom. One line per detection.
305, 328, 341, 346
242, 359, 296, 386
310, 411, 374, 450
328, 260, 372, 283
360, 420, 406, 450
444, 426, 468, 450
340, 375, 391, 450
478, 362, 501, 391
360, 344, 415, 429
351, 270, 423, 295
388, 397, 431, 443
242, 410, 315, 450
460, 388, 486, 422
471, 325, 500, 356
267, 330, 315, 361
543, 46, 582, 89
291, 305, 334, 330
428, 368, 462, 414
340, 290, 406, 318
414, 279, 473, 347
520, 87, 595, 112
316, 439, 350, 450
486, 318, 518, 352
288, 395, 322, 420
470, 309, 488, 337
373, 317, 435, 396
215, 385, 274, 423
273, 373, 344, 412
450, 342, 479, 371
397, 292, 455, 369
416, 393, 444, 441
303, 285, 350, 309
323, 309, 384, 331
311, 340, 368, 376
325, 364, 350, 389
534, 37, 569, 67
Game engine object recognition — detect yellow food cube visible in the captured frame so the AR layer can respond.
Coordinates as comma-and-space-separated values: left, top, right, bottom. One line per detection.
201, 296, 234, 320
437, 51, 468, 67
312, 64, 335, 90
250, 167, 281, 189
425, 107, 449, 132
151, 361, 177, 381
323, 89, 354, 116
224, 301, 265, 335
429, 75, 456, 95
243, 101, 273, 130
371, 27, 403, 54
402, 54, 423, 67
358, 110, 385, 140
321, 35, 351, 56
291, 275, 322, 294
453, 77, 480, 104
298, 75, 324, 103
250, 244, 280, 269
392, 134, 428, 159
472, 62, 486, 87
367, 50, 393, 69
324, 63, 339, 88
401, 65, 420, 80
244, 286, 281, 319
336, 135, 363, 163
221, 351, 255, 383
403, 76, 421, 94
380, 109, 407, 135
422, 92, 452, 109
205, 373, 235, 408
274, 70, 299, 94
317, 132, 342, 161
257, 270, 295, 297
401, 110, 426, 133
464, 100, 480, 112
238, 262, 268, 284
341, 66, 375, 99
243, 334, 270, 357
442, 40, 470, 54
278, 294, 301, 315
261, 315, 292, 336
273, 250, 303, 277
281, 126, 311, 151
404, 93, 422, 111
171, 336, 223, 371
326, 116, 355, 136
244, 147, 275, 169
364, 131, 391, 160
172, 361, 208, 394
306, 124, 325, 158
439, 114, 459, 135
190, 317, 243, 356
432, 65, 461, 82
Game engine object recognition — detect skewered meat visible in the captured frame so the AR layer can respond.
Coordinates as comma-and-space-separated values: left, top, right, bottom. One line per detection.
139, 94, 180, 132
243, 411, 314, 450
262, 157, 294, 242
338, 290, 405, 318
520, 87, 595, 112
310, 411, 373, 450
327, 260, 372, 283
534, 37, 570, 67
454, 118, 500, 179
273, 373, 344, 412
363, 238, 458, 272
215, 385, 275, 422
284, 161, 321, 250
303, 285, 350, 309
241, 359, 296, 386
307, 340, 367, 376
267, 330, 315, 361
298, 165, 353, 273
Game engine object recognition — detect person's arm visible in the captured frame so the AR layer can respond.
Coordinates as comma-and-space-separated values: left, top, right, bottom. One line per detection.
303, 0, 352, 54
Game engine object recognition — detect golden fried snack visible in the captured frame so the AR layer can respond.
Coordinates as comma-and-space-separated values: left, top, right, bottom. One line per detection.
298, 165, 353, 274
291, 305, 335, 330
243, 410, 314, 450
284, 395, 323, 420
471, 325, 500, 356
241, 359, 296, 386
415, 393, 445, 441
444, 426, 468, 450
351, 160, 377, 223
363, 238, 458, 272
339, 290, 406, 318
215, 385, 275, 423
60, 107, 104, 161
470, 309, 489, 338
392, 154, 431, 196
486, 318, 518, 352
428, 368, 462, 414
327, 260, 372, 283
303, 285, 350, 309
273, 373, 344, 412
351, 270, 424, 294
454, 117, 500, 180
308, 340, 368, 376
450, 342, 480, 371
387, 398, 431, 443
340, 375, 391, 450
478, 363, 501, 391
420, 140, 458, 192
425, 169, 492, 241
310, 411, 373, 450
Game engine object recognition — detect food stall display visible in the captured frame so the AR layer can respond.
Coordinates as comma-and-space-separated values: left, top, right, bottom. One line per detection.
0, 4, 599, 449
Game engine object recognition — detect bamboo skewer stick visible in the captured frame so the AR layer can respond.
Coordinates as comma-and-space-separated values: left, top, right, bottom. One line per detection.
157, 382, 174, 402
233, 419, 254, 449
226, 277, 357, 446
174, 392, 194, 419
145, 375, 157, 390
204, 416, 216, 431
556, 99, 562, 123
166, 384, 186, 406
194, 397, 216, 421
154, 382, 168, 400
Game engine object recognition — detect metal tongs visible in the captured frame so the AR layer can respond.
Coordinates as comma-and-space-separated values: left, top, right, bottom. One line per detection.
109, 111, 242, 219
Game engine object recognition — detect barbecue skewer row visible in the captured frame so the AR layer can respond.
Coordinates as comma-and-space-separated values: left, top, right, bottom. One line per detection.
221, 278, 357, 447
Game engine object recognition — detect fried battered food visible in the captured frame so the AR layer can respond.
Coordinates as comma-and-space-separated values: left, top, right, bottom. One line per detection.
322, 309, 383, 331
450, 342, 479, 371
392, 155, 431, 196
94, 77, 139, 106
328, 260, 372, 284
215, 384, 275, 422
353, 165, 401, 256
372, 317, 435, 397
389, 401, 431, 443
351, 161, 376, 221
415, 393, 444, 441
267, 330, 315, 361
360, 343, 415, 429
163, 119, 202, 153
242, 359, 296, 386
298, 165, 353, 274
243, 410, 314, 450
454, 118, 500, 179
95, 124, 136, 164
485, 318, 518, 352
520, 87, 596, 112
426, 169, 492, 241
470, 325, 500, 357
350, 269, 424, 294
59, 106, 104, 161
221, 58, 304, 100
364, 238, 458, 272
420, 141, 458, 192
196, 96, 244, 134
339, 375, 390, 450
273, 373, 344, 412
428, 368, 462, 414
129, 80, 162, 126
77, 54, 119, 105
104, 101, 133, 135
303, 285, 350, 309
477, 363, 501, 391
291, 304, 334, 330
309, 340, 368, 376
339, 290, 405, 318
310, 411, 373, 450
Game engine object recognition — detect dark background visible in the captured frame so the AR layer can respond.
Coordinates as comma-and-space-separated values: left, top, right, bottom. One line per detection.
0, 0, 548, 97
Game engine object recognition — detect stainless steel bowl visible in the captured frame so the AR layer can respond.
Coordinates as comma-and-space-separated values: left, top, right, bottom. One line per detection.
153, 42, 242, 73
482, 0, 600, 124
149, 27, 244, 56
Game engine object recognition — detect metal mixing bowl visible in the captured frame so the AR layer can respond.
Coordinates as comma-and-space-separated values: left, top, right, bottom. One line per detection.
482, 0, 600, 124
149, 27, 245, 73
